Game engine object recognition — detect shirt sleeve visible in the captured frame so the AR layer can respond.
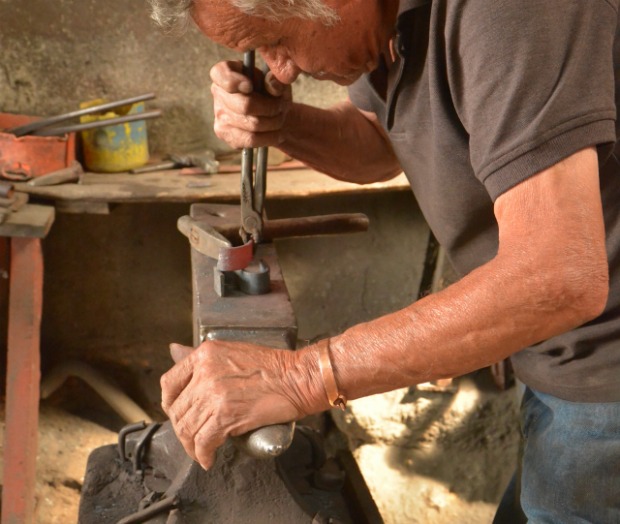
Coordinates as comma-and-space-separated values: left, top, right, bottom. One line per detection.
446, 0, 618, 200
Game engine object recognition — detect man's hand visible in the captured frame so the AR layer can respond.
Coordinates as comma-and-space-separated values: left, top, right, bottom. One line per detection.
210, 60, 293, 149
160, 340, 322, 470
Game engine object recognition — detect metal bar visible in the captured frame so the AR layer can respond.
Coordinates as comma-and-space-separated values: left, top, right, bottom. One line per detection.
2, 237, 44, 524
261, 214, 369, 240
189, 205, 369, 241
8, 93, 156, 137
31, 110, 162, 137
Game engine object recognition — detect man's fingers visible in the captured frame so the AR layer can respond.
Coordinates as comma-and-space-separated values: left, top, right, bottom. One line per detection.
193, 420, 228, 470
160, 351, 194, 411
214, 109, 285, 134
170, 343, 193, 364
211, 84, 284, 118
163, 374, 198, 425
210, 61, 253, 94
173, 400, 214, 463
213, 127, 284, 149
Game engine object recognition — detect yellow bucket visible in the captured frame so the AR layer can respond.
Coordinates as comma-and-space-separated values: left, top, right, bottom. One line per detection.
80, 99, 149, 173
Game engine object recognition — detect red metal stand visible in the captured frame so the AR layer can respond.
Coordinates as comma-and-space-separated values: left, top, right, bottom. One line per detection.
2, 237, 43, 524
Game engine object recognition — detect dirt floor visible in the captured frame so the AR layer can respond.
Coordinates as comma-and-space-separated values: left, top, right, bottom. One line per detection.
0, 369, 519, 523
333, 372, 521, 524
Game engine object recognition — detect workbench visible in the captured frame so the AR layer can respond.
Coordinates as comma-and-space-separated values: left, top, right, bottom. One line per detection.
0, 165, 409, 524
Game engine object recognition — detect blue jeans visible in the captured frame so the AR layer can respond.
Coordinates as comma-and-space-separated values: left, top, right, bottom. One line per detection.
494, 387, 620, 523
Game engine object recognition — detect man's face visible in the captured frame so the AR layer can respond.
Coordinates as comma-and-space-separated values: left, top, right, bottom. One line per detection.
192, 0, 393, 85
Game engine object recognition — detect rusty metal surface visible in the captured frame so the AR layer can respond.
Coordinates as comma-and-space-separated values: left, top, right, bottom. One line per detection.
2, 237, 43, 524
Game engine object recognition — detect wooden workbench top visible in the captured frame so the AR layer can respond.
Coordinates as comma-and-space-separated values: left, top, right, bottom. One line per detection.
13, 166, 410, 204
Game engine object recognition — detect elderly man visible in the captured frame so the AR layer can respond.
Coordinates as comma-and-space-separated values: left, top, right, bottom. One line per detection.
154, 1, 620, 521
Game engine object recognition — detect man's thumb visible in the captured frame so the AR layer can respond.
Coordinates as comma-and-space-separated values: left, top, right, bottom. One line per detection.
170, 343, 193, 364
264, 71, 287, 97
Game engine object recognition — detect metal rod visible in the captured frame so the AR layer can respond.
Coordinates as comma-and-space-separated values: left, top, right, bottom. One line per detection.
240, 50, 257, 242
201, 213, 370, 241
254, 146, 268, 213
8, 93, 156, 137
31, 110, 162, 136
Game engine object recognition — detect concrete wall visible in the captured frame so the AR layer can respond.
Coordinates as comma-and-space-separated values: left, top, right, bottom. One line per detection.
0, 0, 347, 155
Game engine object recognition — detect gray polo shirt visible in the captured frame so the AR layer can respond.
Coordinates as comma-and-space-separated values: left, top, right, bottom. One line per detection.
349, 0, 620, 402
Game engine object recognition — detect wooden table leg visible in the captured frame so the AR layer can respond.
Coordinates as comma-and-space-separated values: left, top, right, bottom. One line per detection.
2, 237, 43, 524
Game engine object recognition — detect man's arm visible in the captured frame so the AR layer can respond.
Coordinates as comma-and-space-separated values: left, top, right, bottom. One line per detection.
161, 147, 609, 469
210, 61, 402, 183
306, 146, 609, 401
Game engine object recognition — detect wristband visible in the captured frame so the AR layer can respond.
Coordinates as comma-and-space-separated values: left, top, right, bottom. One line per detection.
318, 339, 347, 411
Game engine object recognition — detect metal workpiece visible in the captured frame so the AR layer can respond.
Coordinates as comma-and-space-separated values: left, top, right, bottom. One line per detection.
190, 203, 370, 242
130, 150, 219, 174
182, 201, 370, 297
177, 214, 254, 273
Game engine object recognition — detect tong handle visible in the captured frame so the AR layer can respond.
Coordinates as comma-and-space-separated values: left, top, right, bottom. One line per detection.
240, 51, 268, 243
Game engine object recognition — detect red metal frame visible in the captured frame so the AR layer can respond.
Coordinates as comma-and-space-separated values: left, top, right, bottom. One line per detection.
2, 237, 43, 524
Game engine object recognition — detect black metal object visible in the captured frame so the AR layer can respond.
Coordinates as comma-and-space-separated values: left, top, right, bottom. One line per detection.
80, 419, 382, 524
79, 198, 381, 522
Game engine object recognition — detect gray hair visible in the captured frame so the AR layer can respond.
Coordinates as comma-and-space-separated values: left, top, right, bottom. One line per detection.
148, 0, 338, 34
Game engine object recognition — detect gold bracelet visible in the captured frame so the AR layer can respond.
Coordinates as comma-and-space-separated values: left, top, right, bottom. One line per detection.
318, 339, 347, 411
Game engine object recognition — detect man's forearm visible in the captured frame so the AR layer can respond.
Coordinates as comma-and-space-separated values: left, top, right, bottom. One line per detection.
279, 100, 402, 184
294, 148, 608, 410
294, 249, 606, 413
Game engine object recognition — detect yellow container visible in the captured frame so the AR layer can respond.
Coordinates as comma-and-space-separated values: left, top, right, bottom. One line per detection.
80, 99, 149, 173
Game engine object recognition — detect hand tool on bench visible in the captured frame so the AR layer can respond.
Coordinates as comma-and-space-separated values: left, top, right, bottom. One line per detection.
130, 150, 219, 174
27, 160, 83, 187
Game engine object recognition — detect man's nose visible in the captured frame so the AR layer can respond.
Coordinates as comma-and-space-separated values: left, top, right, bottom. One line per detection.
260, 50, 301, 85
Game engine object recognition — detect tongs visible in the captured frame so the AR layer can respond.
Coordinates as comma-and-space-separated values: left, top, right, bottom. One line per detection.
239, 51, 268, 244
